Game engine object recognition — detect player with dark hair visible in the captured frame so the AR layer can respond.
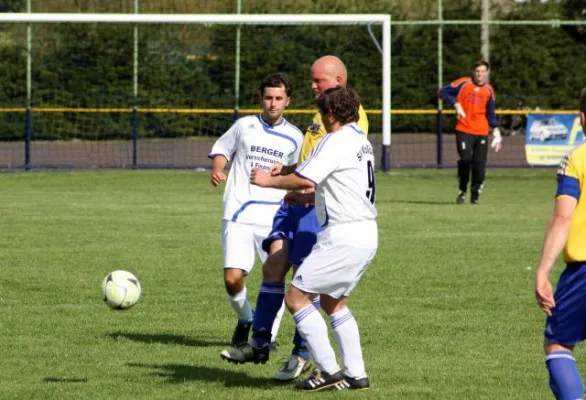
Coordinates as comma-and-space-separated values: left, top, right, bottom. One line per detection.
259, 72, 293, 98
535, 88, 586, 400
209, 72, 303, 347
220, 56, 369, 382
438, 60, 502, 204
249, 87, 377, 391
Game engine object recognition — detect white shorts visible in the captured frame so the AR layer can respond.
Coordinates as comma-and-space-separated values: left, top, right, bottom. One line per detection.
292, 220, 378, 299
222, 220, 270, 274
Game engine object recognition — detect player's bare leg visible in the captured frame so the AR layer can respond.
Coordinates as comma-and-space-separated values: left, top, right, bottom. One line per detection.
263, 239, 290, 282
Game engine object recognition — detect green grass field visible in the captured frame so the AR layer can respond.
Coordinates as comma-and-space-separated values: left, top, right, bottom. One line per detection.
0, 169, 571, 399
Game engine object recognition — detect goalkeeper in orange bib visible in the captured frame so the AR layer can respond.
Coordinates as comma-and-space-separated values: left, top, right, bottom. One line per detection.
438, 60, 502, 204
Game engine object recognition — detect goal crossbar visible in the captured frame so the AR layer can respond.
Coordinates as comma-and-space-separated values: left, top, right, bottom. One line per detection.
0, 13, 389, 25
0, 13, 392, 170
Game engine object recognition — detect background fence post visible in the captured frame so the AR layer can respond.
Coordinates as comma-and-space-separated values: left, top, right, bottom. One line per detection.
25, 0, 32, 170
25, 107, 32, 170
234, 0, 242, 123
132, 108, 138, 169
382, 144, 390, 172
436, 110, 443, 168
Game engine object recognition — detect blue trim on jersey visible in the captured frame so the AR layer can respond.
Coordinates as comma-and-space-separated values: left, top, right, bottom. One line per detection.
231, 200, 282, 222
348, 124, 365, 135
294, 171, 318, 188
208, 152, 229, 160
256, 114, 299, 152
321, 203, 329, 228
557, 175, 580, 200
296, 134, 333, 174
258, 113, 285, 128
277, 117, 304, 139
311, 133, 332, 158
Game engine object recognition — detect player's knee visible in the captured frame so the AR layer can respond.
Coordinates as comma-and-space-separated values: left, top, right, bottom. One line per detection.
460, 153, 473, 164
223, 268, 244, 294
262, 251, 289, 282
544, 340, 574, 354
473, 158, 486, 168
268, 238, 285, 256
285, 289, 309, 314
319, 295, 346, 315
284, 291, 298, 313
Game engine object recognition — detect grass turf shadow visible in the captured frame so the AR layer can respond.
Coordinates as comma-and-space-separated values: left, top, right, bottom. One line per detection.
108, 332, 229, 347
128, 362, 277, 388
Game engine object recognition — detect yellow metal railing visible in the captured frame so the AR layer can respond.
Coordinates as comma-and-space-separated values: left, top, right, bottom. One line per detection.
0, 108, 578, 115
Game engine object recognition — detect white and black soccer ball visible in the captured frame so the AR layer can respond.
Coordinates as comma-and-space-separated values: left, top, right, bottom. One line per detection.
100, 270, 141, 310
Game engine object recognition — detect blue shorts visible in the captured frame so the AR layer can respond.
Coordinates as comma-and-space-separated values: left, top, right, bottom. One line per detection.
262, 203, 322, 266
544, 262, 586, 345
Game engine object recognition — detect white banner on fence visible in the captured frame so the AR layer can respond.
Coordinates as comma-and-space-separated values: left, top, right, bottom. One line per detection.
525, 114, 584, 166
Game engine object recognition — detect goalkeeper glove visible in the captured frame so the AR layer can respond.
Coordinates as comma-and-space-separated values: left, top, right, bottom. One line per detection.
491, 127, 502, 152
454, 102, 467, 119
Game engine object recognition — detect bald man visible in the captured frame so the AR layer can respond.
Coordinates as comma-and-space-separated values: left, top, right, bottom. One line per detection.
221, 56, 369, 380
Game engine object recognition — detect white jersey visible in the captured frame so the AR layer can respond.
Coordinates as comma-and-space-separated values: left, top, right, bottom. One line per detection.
295, 123, 377, 226
210, 114, 303, 226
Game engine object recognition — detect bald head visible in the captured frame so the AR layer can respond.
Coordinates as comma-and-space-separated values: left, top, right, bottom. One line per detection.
310, 55, 348, 99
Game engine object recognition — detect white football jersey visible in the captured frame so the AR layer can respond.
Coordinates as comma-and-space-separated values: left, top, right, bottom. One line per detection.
209, 114, 303, 226
295, 123, 377, 226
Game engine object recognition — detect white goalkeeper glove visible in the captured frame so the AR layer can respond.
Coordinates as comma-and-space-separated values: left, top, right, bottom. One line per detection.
491, 127, 502, 152
454, 102, 467, 119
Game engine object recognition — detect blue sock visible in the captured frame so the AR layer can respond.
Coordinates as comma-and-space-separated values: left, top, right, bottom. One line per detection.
546, 351, 584, 400
292, 298, 320, 361
251, 281, 285, 348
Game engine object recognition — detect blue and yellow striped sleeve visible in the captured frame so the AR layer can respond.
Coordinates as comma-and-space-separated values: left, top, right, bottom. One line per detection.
557, 151, 580, 200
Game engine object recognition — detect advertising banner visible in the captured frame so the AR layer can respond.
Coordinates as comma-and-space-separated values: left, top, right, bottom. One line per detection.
525, 114, 584, 166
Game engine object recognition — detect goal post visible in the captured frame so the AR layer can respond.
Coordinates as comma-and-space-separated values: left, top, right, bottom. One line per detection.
0, 13, 391, 171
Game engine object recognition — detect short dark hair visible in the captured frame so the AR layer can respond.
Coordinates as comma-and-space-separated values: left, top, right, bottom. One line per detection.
259, 73, 293, 97
580, 88, 586, 114
474, 60, 490, 70
316, 87, 360, 125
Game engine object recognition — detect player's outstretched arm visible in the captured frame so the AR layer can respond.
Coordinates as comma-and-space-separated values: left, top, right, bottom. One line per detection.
535, 195, 577, 315
250, 168, 314, 191
210, 155, 228, 187
269, 163, 298, 176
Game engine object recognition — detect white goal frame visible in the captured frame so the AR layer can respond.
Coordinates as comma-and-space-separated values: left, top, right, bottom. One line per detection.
0, 13, 392, 170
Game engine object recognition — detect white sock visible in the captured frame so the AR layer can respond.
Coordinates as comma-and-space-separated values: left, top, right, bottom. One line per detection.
270, 301, 286, 343
293, 303, 340, 375
330, 307, 366, 379
227, 287, 253, 322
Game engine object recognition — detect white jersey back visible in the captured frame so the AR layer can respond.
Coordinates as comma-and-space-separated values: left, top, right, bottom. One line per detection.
209, 114, 303, 226
295, 123, 377, 226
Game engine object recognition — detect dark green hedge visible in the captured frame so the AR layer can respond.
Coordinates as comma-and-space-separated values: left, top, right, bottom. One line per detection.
0, 0, 584, 140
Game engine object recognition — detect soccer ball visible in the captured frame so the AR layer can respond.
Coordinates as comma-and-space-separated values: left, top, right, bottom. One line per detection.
100, 270, 141, 310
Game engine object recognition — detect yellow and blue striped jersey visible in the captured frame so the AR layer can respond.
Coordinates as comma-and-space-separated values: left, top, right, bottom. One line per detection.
557, 143, 586, 262
298, 104, 369, 164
